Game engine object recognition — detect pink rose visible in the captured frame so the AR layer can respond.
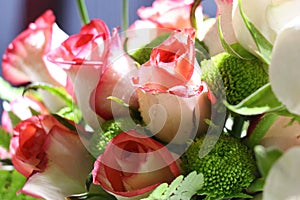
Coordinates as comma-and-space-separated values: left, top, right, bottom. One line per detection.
133, 30, 211, 144
135, 0, 203, 30
90, 29, 138, 121
92, 130, 181, 199
2, 10, 70, 111
10, 115, 94, 199
48, 19, 111, 129
127, 0, 204, 50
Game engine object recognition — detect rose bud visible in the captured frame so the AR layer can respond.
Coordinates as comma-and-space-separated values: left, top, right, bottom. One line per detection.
90, 29, 138, 121
47, 19, 111, 129
133, 30, 211, 144
92, 130, 181, 200
10, 115, 94, 199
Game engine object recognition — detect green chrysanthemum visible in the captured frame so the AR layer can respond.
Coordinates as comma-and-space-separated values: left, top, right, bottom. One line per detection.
181, 134, 257, 200
201, 52, 269, 105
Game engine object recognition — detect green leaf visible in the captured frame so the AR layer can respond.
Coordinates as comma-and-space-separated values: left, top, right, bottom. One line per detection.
190, 0, 202, 33
218, 17, 255, 60
8, 111, 22, 128
145, 183, 169, 200
246, 113, 279, 148
107, 96, 129, 108
223, 192, 253, 199
254, 145, 283, 178
0, 170, 37, 200
28, 107, 41, 116
142, 171, 204, 200
23, 83, 74, 108
57, 106, 82, 124
225, 83, 283, 116
195, 38, 210, 65
130, 32, 171, 64
0, 128, 11, 150
238, 0, 273, 64
0, 77, 24, 101
52, 114, 77, 132
247, 177, 265, 193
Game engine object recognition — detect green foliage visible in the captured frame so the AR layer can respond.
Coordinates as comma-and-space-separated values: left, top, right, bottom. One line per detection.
24, 83, 73, 107
181, 134, 257, 199
0, 77, 23, 102
24, 83, 82, 123
0, 128, 11, 150
246, 113, 279, 148
130, 32, 171, 64
195, 38, 210, 65
0, 170, 37, 200
224, 83, 283, 116
7, 111, 22, 128
142, 171, 204, 200
201, 52, 269, 105
254, 145, 282, 178
245, 146, 283, 193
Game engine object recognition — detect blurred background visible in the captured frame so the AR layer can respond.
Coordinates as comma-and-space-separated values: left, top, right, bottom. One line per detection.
0, 0, 217, 116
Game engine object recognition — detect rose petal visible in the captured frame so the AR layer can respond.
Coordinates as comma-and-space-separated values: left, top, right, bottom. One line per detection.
93, 131, 180, 199
48, 19, 110, 128
269, 16, 300, 115
43, 126, 93, 182
90, 29, 137, 120
21, 163, 87, 200
203, 0, 236, 56
20, 125, 94, 199
137, 89, 199, 144
259, 116, 300, 151
2, 10, 68, 86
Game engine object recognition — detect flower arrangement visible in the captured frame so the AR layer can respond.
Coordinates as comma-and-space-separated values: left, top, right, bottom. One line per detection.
1, 0, 300, 200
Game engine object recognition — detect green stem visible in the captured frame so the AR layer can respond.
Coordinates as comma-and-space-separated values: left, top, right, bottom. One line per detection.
76, 0, 90, 25
231, 116, 245, 138
122, 0, 129, 31
190, 0, 202, 35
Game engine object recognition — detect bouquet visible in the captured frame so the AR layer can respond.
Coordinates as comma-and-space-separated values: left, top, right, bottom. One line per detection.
1, 0, 300, 199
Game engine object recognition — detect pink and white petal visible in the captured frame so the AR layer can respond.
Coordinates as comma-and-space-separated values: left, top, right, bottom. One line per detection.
43, 126, 94, 183
90, 30, 137, 120
21, 163, 87, 200
203, 0, 236, 56
263, 147, 300, 200
269, 16, 300, 115
137, 89, 199, 144
2, 10, 65, 86
126, 21, 167, 54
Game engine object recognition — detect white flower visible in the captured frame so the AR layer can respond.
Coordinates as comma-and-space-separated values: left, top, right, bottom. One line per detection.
263, 147, 300, 200
232, 0, 300, 56
269, 15, 300, 115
